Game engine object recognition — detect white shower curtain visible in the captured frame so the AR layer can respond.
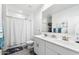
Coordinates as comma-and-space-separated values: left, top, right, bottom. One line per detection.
5, 16, 31, 49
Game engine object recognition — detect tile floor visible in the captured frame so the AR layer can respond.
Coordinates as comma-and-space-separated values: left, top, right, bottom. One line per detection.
10, 49, 34, 55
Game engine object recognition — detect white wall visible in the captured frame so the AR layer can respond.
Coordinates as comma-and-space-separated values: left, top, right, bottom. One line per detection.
0, 4, 2, 31
30, 14, 34, 39
33, 4, 53, 35
52, 5, 79, 37
33, 9, 42, 35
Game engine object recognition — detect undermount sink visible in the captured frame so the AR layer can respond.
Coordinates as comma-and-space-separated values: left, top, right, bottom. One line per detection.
43, 34, 57, 38
44, 34, 48, 37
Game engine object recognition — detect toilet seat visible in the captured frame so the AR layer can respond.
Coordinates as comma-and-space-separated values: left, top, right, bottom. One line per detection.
26, 40, 34, 45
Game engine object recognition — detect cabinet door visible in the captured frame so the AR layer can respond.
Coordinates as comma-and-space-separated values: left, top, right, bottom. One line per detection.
46, 41, 79, 55
34, 37, 46, 55
46, 47, 58, 55
34, 38, 39, 54
55, 45, 79, 55
38, 39, 46, 55
46, 41, 59, 55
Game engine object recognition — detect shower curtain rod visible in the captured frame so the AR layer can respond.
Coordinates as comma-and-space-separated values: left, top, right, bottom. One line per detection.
6, 15, 26, 20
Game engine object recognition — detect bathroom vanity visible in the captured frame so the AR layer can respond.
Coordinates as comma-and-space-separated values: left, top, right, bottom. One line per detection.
34, 35, 79, 55
33, 4, 79, 55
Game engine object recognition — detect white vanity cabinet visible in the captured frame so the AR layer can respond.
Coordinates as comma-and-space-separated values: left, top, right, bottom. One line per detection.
34, 37, 46, 55
46, 41, 60, 55
46, 41, 79, 55
34, 36, 79, 55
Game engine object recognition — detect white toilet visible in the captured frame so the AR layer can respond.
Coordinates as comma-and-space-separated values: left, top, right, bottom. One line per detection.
26, 40, 34, 49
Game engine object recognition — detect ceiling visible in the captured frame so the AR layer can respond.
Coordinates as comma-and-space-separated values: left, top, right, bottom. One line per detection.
43, 4, 78, 17
6, 4, 43, 16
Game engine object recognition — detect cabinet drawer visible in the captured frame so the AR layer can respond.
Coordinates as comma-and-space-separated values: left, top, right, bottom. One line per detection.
46, 41, 79, 55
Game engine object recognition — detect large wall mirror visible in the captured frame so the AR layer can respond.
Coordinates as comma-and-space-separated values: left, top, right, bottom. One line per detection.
42, 4, 69, 34
42, 4, 79, 42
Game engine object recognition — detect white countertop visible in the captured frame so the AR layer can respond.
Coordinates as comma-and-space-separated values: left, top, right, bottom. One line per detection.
35, 35, 79, 53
